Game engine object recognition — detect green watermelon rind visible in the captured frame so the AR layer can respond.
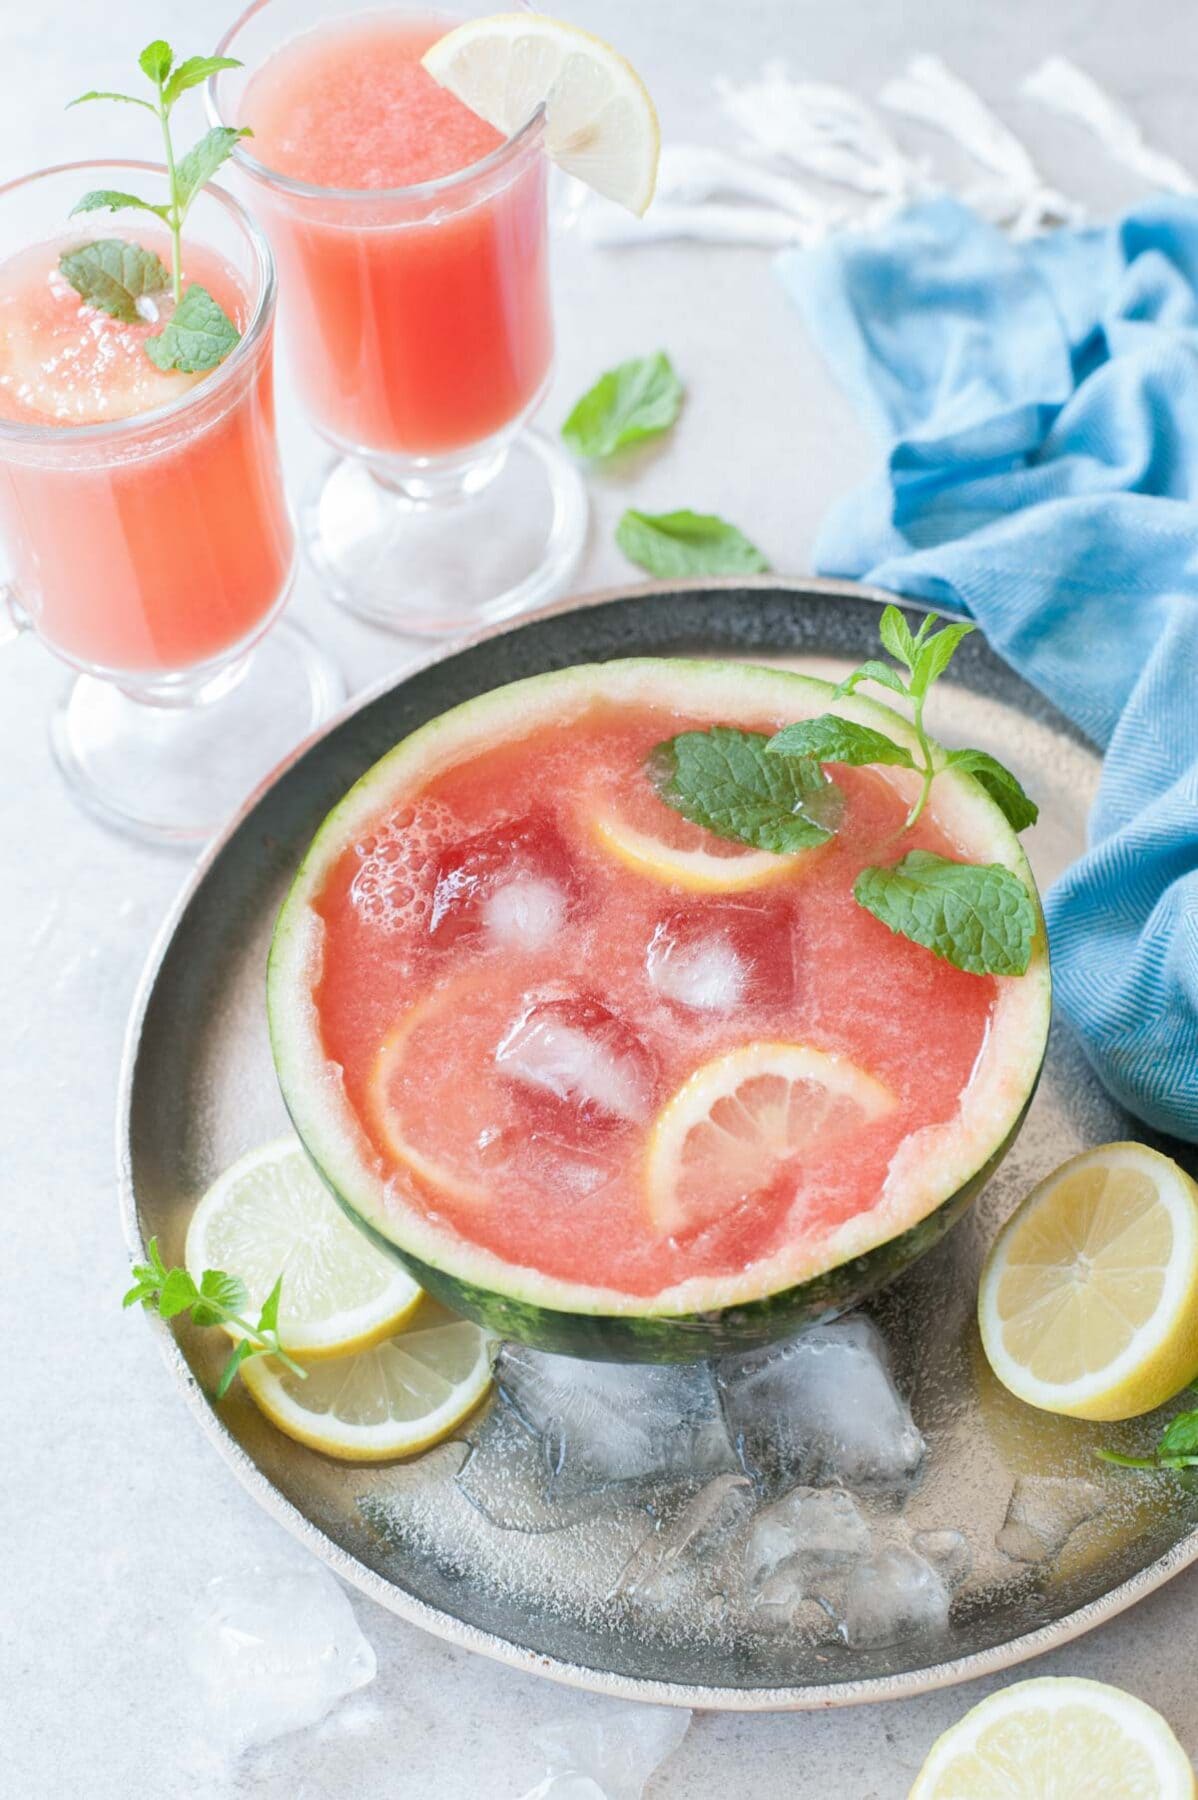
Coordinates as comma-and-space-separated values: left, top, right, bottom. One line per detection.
267, 658, 1051, 1362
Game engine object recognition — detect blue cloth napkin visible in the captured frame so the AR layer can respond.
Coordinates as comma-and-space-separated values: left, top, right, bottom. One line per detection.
777, 196, 1198, 1142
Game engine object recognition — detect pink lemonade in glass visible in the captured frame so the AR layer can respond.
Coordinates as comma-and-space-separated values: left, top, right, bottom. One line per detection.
0, 230, 292, 676
0, 162, 338, 843
240, 12, 552, 460
270, 659, 1049, 1358
211, 0, 585, 637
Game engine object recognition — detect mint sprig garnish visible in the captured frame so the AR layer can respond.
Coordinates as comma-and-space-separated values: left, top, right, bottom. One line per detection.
63, 40, 250, 373
124, 1235, 307, 1400
616, 508, 769, 578
1099, 1403, 1198, 1473
854, 851, 1035, 977
651, 727, 842, 854
648, 604, 1041, 979
563, 352, 683, 459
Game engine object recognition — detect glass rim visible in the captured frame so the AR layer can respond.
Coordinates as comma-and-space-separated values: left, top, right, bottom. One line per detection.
0, 158, 277, 447
208, 0, 548, 205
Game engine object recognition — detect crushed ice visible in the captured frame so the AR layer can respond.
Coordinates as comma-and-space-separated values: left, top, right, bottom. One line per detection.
183, 1563, 376, 1755
996, 1476, 1104, 1565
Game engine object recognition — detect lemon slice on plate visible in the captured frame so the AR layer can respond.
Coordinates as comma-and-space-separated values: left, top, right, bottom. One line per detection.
185, 1137, 422, 1360
591, 806, 797, 893
909, 1676, 1196, 1799
422, 13, 660, 214
643, 1041, 895, 1236
978, 1142, 1198, 1422
241, 1305, 495, 1462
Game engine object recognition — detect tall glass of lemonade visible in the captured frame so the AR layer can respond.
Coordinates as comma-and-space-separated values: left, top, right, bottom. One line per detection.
210, 0, 587, 637
0, 161, 340, 843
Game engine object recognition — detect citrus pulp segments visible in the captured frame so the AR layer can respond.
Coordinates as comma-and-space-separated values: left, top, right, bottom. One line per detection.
240, 1312, 494, 1462
268, 657, 1051, 1357
421, 13, 660, 214
979, 1142, 1198, 1422
643, 1041, 897, 1236
909, 1676, 1196, 1799
184, 1137, 422, 1359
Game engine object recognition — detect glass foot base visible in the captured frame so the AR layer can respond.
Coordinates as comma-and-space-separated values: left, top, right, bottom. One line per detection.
50, 617, 343, 848
300, 428, 588, 638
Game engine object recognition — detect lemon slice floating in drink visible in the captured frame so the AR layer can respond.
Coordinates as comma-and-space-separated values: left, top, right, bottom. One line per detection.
591, 805, 797, 893
185, 1136, 422, 1360
421, 13, 660, 215
241, 1305, 495, 1462
909, 1676, 1196, 1800
644, 1042, 895, 1237
979, 1142, 1198, 1422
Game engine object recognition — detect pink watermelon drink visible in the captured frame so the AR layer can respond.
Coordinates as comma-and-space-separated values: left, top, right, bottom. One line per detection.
269, 660, 1051, 1358
229, 9, 552, 461
0, 220, 292, 677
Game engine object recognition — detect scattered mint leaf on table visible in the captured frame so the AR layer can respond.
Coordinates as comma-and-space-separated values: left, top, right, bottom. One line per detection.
767, 715, 916, 770
853, 850, 1035, 977
60, 39, 247, 371
58, 237, 168, 323
651, 726, 841, 854
562, 351, 683, 458
145, 282, 240, 372
616, 509, 769, 578
123, 1234, 306, 1398
944, 747, 1039, 831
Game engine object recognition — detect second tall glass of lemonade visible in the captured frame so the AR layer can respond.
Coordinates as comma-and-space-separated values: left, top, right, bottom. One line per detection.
211, 0, 586, 637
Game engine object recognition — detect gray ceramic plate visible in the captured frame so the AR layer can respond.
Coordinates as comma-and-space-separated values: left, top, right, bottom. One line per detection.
118, 577, 1198, 1711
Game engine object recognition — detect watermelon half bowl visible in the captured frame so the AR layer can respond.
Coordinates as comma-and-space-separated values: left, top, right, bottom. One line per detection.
267, 658, 1052, 1362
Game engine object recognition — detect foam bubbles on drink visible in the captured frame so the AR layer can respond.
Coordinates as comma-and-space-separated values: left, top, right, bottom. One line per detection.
349, 798, 456, 933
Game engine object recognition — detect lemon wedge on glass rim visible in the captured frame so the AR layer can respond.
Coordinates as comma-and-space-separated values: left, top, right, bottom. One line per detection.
978, 1142, 1198, 1422
421, 13, 660, 215
910, 1676, 1195, 1800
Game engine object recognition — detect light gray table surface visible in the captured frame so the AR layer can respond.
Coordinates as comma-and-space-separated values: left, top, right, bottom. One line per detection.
4, 2, 1198, 1794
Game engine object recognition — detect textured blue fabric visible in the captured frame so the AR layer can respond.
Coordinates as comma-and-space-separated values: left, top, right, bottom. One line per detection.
777, 196, 1198, 1141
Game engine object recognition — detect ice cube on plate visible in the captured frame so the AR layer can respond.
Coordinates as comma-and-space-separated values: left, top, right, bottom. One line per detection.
744, 1485, 872, 1605
496, 1346, 736, 1493
717, 1314, 925, 1493
483, 876, 568, 950
496, 997, 655, 1125
996, 1476, 1104, 1564
455, 1402, 621, 1532
910, 1527, 972, 1585
837, 1547, 951, 1650
616, 1473, 753, 1603
183, 1563, 376, 1754
519, 1706, 692, 1800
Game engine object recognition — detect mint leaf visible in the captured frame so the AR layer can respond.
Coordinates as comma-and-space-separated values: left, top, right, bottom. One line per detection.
67, 89, 156, 113
562, 352, 682, 458
175, 127, 252, 214
165, 55, 242, 108
215, 1338, 253, 1400
616, 509, 769, 579
145, 283, 239, 373
853, 850, 1035, 976
156, 1266, 200, 1320
834, 659, 908, 701
945, 748, 1039, 832
879, 604, 919, 671
767, 715, 916, 769
59, 238, 169, 323
653, 726, 841, 854
190, 1267, 249, 1328
1158, 1410, 1198, 1464
70, 190, 170, 222
257, 1274, 284, 1339
910, 620, 975, 697
139, 40, 174, 84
